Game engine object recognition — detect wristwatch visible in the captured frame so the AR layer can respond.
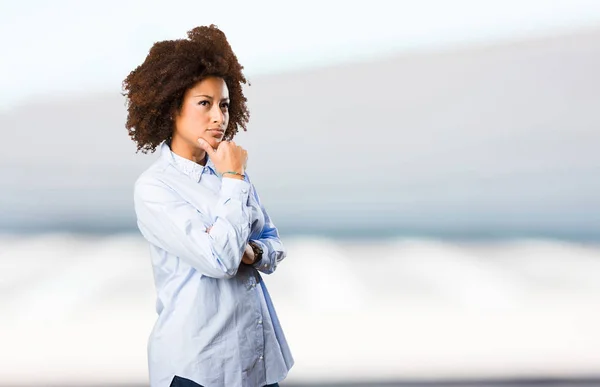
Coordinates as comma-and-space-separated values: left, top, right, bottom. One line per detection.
248, 240, 263, 262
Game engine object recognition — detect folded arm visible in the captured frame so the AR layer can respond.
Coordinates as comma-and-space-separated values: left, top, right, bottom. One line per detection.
134, 176, 252, 279
248, 182, 287, 275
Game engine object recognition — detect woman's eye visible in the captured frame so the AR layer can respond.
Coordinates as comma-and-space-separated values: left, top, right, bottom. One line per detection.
221, 102, 229, 109
199, 100, 210, 106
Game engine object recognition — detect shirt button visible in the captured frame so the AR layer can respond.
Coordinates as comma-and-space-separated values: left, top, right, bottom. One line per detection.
241, 188, 248, 194
259, 355, 263, 361
258, 319, 263, 324
263, 263, 268, 268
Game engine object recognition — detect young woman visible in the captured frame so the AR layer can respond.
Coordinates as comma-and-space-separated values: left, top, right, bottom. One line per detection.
123, 25, 293, 387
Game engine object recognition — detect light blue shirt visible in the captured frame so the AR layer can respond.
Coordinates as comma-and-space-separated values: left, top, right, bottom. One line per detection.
133, 141, 294, 387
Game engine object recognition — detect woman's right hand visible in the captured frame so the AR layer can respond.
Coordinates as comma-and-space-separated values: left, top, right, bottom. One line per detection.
197, 138, 247, 178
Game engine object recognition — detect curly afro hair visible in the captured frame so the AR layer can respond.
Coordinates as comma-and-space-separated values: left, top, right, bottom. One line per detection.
122, 24, 250, 153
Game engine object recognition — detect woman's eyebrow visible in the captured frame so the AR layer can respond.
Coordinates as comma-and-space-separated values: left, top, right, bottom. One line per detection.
193, 94, 230, 101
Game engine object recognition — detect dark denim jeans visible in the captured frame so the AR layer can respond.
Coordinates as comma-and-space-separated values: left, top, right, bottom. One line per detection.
170, 375, 279, 387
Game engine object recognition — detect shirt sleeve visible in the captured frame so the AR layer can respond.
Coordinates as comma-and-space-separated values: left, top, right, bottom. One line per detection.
134, 175, 252, 279
248, 179, 287, 275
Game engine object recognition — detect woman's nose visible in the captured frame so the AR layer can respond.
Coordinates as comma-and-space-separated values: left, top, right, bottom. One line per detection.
211, 106, 224, 124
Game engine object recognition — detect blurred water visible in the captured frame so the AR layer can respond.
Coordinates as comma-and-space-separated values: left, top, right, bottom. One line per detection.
2, 233, 600, 386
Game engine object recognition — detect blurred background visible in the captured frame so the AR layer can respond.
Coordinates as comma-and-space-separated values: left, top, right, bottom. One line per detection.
1, 0, 600, 386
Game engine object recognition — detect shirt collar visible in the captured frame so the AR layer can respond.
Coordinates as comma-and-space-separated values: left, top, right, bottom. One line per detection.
160, 140, 218, 182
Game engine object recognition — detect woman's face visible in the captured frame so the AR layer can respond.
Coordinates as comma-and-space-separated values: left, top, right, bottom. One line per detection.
173, 76, 230, 151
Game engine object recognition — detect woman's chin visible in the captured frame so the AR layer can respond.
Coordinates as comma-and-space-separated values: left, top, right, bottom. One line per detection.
208, 138, 222, 149
197, 137, 220, 150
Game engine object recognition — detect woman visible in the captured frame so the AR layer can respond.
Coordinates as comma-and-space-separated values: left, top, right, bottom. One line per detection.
123, 25, 293, 387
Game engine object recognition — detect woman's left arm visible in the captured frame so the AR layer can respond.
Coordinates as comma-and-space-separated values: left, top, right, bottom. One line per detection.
248, 181, 287, 275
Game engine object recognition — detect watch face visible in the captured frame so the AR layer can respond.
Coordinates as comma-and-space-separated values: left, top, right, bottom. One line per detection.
251, 242, 263, 256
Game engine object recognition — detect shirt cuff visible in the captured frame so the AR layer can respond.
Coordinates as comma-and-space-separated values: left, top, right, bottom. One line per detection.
251, 239, 270, 269
220, 177, 251, 202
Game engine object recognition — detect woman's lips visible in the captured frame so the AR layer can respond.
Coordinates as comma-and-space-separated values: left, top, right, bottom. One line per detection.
207, 129, 224, 138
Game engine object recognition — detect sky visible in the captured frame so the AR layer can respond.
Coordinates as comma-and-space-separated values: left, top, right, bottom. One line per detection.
1, 0, 600, 109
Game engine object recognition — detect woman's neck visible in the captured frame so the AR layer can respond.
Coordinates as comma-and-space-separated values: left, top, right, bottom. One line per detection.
169, 136, 207, 166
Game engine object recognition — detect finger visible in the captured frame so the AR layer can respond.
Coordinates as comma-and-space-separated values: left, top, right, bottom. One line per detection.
197, 138, 216, 155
